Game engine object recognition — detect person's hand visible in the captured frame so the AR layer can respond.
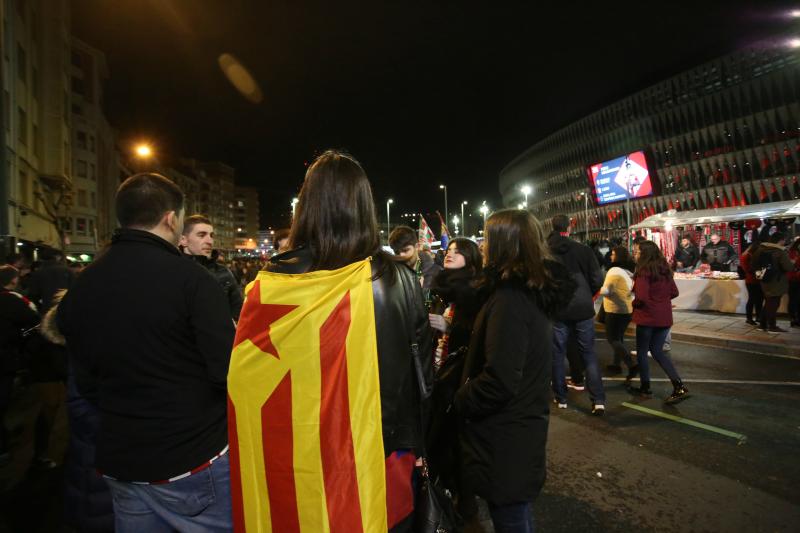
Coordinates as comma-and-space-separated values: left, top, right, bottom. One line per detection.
429, 313, 450, 333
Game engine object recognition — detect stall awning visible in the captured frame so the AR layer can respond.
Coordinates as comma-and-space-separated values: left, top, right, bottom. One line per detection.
630, 200, 800, 230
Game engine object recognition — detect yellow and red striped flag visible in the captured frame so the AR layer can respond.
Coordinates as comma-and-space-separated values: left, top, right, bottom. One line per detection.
228, 259, 387, 532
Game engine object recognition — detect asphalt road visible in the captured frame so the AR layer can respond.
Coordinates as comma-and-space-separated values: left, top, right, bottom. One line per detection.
501, 339, 800, 533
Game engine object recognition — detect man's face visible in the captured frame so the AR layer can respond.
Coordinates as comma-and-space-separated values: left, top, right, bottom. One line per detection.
681, 238, 690, 248
180, 223, 214, 257
394, 244, 419, 267
633, 244, 641, 262
710, 234, 720, 245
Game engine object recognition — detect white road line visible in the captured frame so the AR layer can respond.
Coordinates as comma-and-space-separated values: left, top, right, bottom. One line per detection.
603, 377, 800, 386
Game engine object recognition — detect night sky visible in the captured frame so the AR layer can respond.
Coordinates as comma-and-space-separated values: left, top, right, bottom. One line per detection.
72, 0, 798, 229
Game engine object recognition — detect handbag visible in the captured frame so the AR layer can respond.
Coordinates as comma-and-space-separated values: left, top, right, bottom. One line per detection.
397, 266, 458, 533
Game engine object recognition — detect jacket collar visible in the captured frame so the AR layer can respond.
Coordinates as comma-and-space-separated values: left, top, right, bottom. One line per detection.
111, 228, 181, 256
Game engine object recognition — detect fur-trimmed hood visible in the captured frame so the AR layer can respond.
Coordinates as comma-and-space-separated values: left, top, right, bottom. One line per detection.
40, 289, 67, 346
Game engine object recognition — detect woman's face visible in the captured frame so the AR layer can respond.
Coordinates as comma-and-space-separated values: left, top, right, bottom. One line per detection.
444, 243, 466, 270
633, 244, 641, 262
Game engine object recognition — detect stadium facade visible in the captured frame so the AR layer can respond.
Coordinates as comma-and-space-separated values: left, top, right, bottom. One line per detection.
499, 42, 800, 241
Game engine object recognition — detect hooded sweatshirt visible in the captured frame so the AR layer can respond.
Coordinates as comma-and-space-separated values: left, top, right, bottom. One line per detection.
547, 232, 604, 321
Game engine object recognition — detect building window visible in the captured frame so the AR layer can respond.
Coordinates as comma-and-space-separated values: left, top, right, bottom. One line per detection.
237, 200, 245, 207
88, 218, 95, 236
18, 170, 28, 205
71, 76, 84, 96
71, 50, 81, 67
61, 217, 72, 234
76, 160, 87, 177
76, 131, 87, 149
77, 189, 87, 207
89, 163, 95, 181
17, 43, 25, 83
17, 107, 26, 144
90, 191, 96, 208
89, 135, 95, 153
72, 103, 83, 115
76, 218, 87, 235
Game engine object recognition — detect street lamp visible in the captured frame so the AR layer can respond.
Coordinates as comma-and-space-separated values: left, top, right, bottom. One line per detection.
520, 185, 532, 207
386, 198, 393, 242
479, 202, 489, 231
439, 184, 448, 227
291, 197, 299, 219
461, 201, 467, 236
135, 144, 153, 158
452, 215, 460, 236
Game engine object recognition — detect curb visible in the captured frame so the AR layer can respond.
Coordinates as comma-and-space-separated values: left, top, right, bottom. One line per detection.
594, 323, 800, 358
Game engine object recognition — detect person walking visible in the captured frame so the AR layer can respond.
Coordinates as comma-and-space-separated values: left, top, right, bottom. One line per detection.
547, 214, 606, 414
57, 173, 236, 532
629, 241, 689, 404
599, 246, 636, 377
754, 232, 794, 332
740, 239, 764, 326
455, 209, 573, 533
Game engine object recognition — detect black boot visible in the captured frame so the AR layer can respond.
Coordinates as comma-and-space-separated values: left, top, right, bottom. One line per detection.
665, 380, 690, 404
624, 365, 639, 385
628, 378, 651, 398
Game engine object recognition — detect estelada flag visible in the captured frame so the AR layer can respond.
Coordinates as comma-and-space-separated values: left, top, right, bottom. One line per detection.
436, 211, 450, 249
228, 259, 387, 532
418, 215, 435, 249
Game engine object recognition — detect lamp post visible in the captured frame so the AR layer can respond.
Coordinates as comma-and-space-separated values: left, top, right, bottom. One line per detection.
521, 185, 532, 208
452, 215, 460, 236
460, 201, 467, 235
439, 184, 448, 226
479, 202, 489, 233
133, 143, 154, 172
386, 198, 393, 242
291, 197, 298, 219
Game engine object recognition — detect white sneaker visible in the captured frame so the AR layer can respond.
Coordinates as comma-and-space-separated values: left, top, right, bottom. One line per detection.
591, 404, 605, 416
553, 399, 567, 409
663, 343, 671, 351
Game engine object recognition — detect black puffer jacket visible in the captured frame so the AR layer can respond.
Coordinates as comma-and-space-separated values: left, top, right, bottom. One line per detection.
269, 247, 434, 455
547, 233, 603, 321
455, 262, 575, 505
188, 251, 243, 321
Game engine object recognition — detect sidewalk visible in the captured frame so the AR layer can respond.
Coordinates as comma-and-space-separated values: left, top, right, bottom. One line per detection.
598, 310, 800, 358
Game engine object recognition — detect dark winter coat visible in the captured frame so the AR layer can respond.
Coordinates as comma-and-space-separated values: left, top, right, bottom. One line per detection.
269, 247, 434, 456
0, 289, 39, 375
547, 233, 603, 321
674, 244, 699, 270
753, 242, 794, 298
429, 268, 481, 356
57, 228, 236, 482
26, 260, 75, 313
632, 269, 679, 327
701, 240, 737, 271
187, 251, 244, 321
454, 263, 574, 505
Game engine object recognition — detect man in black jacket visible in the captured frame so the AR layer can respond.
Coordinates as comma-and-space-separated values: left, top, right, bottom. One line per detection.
674, 235, 700, 272
701, 233, 738, 271
548, 215, 607, 415
57, 173, 236, 531
180, 214, 243, 322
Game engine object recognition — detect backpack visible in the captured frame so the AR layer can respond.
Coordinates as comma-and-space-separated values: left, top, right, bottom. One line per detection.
754, 250, 778, 283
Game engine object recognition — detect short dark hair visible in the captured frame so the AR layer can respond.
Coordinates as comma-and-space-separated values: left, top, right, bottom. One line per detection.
551, 214, 570, 233
0, 265, 19, 287
116, 173, 185, 228
182, 214, 212, 236
389, 225, 417, 252
769, 231, 786, 244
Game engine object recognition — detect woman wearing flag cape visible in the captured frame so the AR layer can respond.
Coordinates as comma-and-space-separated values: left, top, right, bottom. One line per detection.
227, 150, 433, 532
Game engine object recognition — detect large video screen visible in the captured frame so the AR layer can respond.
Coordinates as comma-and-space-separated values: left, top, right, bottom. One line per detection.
588, 151, 654, 205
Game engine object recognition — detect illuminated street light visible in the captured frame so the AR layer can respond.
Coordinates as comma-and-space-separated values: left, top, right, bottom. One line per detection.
479, 202, 489, 231
789, 38, 800, 48
135, 144, 153, 158
386, 199, 393, 242
291, 197, 299, 218
439, 184, 448, 226
791, 9, 800, 17
452, 215, 460, 235
461, 201, 468, 235
520, 184, 532, 207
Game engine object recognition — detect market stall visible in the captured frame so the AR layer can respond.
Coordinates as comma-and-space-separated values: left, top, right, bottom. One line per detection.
631, 200, 800, 314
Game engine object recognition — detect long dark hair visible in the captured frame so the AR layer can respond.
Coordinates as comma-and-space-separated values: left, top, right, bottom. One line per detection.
482, 209, 556, 290
611, 246, 634, 270
635, 240, 672, 280
447, 237, 482, 276
288, 150, 383, 271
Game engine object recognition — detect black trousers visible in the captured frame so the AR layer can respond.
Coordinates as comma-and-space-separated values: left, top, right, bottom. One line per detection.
605, 312, 634, 368
789, 280, 800, 323
761, 295, 781, 329
745, 282, 764, 322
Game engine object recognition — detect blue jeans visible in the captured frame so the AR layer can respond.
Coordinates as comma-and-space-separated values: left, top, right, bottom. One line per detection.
635, 326, 681, 386
105, 452, 233, 533
488, 501, 535, 533
552, 319, 606, 404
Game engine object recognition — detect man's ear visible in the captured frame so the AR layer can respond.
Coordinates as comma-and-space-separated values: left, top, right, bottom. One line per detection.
178, 234, 188, 247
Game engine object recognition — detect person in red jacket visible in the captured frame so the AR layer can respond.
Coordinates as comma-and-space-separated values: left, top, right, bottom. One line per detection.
630, 241, 690, 404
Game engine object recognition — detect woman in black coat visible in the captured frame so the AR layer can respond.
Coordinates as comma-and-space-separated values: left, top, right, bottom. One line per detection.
454, 209, 574, 533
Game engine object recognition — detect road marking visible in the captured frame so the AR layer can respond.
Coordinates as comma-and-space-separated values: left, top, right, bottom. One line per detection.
604, 377, 800, 386
621, 402, 747, 442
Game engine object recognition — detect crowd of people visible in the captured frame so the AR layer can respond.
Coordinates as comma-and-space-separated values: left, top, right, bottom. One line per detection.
0, 149, 798, 533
